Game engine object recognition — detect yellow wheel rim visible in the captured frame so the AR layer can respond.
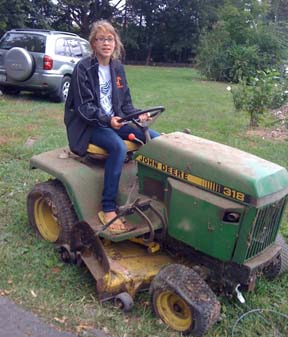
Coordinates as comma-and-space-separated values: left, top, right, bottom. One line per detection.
155, 290, 193, 332
34, 197, 60, 242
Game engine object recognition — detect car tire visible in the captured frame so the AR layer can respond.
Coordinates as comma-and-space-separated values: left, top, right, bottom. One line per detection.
4, 47, 35, 81
0, 86, 20, 95
51, 75, 71, 102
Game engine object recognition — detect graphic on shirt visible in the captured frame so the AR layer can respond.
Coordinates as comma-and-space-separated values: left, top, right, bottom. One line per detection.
100, 80, 113, 116
101, 80, 111, 96
99, 64, 114, 117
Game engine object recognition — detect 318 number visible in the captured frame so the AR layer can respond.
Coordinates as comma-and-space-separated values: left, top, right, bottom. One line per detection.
223, 187, 245, 201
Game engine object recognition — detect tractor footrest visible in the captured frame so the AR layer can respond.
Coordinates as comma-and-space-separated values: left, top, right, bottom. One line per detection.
119, 198, 151, 215
99, 220, 163, 242
82, 196, 165, 243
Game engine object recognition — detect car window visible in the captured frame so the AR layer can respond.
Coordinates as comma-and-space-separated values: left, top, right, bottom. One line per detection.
55, 38, 71, 56
79, 40, 91, 57
0, 33, 46, 52
67, 39, 82, 58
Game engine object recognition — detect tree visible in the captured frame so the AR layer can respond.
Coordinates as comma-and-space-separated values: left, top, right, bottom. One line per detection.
24, 0, 57, 29
196, 0, 287, 82
0, 0, 28, 36
121, 0, 223, 64
267, 0, 288, 22
0, 0, 58, 36
54, 0, 121, 38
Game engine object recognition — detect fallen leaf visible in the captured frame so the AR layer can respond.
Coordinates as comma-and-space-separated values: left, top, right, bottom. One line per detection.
30, 290, 37, 298
76, 323, 94, 333
51, 267, 61, 273
54, 316, 67, 324
103, 327, 109, 334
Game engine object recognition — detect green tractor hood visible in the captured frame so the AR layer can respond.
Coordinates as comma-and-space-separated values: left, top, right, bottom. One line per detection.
135, 132, 288, 206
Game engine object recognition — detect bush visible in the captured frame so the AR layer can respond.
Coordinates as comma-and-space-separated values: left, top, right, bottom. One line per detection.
196, 25, 232, 82
196, 2, 287, 83
227, 44, 260, 82
231, 69, 288, 126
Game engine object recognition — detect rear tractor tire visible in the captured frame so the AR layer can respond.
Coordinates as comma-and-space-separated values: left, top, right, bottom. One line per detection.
150, 264, 220, 337
27, 179, 78, 245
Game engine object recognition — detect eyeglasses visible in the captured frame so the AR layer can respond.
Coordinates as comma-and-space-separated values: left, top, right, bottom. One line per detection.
95, 37, 115, 43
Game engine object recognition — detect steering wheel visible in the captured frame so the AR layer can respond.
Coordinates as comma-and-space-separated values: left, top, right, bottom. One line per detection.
118, 106, 165, 143
118, 106, 165, 124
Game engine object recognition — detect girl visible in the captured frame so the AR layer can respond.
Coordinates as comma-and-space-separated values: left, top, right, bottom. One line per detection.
64, 20, 159, 233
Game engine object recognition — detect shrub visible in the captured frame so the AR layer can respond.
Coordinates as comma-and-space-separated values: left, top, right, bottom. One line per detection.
196, 25, 232, 82
231, 69, 288, 126
196, 2, 287, 83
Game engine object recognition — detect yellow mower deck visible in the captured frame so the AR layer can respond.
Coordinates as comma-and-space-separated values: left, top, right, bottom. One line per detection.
81, 239, 175, 300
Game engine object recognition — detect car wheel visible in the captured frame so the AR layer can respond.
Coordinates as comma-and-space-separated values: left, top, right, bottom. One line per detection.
52, 75, 71, 102
0, 86, 20, 95
4, 47, 35, 81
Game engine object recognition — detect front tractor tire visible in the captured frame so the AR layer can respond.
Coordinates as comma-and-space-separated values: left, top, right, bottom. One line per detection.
150, 264, 220, 337
27, 180, 77, 245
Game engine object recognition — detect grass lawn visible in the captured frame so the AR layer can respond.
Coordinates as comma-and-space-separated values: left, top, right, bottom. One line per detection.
0, 65, 287, 337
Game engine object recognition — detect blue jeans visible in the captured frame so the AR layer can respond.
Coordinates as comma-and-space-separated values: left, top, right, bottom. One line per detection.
90, 124, 159, 212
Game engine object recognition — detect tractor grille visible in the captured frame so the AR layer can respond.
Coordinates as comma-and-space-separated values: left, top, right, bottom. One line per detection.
245, 196, 287, 260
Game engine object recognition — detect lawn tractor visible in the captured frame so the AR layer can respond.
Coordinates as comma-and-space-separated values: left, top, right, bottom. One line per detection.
27, 107, 288, 336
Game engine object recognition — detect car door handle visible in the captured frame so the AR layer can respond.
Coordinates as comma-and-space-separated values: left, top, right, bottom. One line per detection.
70, 59, 76, 64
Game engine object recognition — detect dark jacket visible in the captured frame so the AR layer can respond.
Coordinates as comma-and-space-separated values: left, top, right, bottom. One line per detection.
64, 56, 136, 156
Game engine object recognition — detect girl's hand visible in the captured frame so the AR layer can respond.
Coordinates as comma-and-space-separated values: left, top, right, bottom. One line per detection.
110, 116, 124, 129
138, 112, 151, 122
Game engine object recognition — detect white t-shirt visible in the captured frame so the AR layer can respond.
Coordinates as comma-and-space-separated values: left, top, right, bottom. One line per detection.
98, 64, 114, 117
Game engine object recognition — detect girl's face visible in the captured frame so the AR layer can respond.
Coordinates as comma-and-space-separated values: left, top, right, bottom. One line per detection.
92, 30, 116, 65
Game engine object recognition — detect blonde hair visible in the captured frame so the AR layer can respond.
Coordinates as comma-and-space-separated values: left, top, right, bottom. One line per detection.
89, 20, 124, 60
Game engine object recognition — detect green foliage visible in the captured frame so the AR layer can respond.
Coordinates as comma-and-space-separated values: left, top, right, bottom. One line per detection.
267, 0, 288, 22
0, 0, 59, 36
24, 0, 57, 29
228, 44, 260, 81
0, 0, 27, 36
231, 69, 288, 126
194, 24, 229, 81
196, 0, 288, 83
122, 0, 224, 64
54, 0, 116, 38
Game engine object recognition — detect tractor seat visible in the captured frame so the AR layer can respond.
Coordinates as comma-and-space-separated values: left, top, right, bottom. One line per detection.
87, 141, 141, 160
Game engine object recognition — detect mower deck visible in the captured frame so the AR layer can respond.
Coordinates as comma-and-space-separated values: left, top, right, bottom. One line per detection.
80, 239, 175, 300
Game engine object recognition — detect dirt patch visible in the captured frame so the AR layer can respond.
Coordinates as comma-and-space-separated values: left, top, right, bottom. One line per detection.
0, 136, 9, 145
24, 136, 41, 147
246, 105, 288, 141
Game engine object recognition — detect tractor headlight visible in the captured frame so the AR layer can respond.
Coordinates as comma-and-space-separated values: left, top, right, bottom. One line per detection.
223, 212, 241, 223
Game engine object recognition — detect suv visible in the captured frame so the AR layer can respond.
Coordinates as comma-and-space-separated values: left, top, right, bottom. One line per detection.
0, 29, 91, 102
